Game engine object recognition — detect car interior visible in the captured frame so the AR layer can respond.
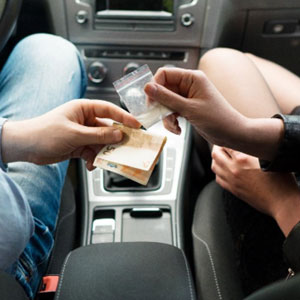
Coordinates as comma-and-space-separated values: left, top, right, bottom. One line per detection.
1, 0, 300, 299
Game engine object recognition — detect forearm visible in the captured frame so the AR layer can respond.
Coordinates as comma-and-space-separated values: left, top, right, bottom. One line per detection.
221, 116, 284, 161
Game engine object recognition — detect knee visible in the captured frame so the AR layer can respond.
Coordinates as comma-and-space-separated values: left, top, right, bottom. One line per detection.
199, 47, 245, 71
17, 34, 78, 65
244, 52, 259, 63
17, 34, 77, 56
13, 34, 86, 97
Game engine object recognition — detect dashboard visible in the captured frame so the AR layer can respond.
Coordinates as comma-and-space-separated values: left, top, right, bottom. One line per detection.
45, 0, 300, 94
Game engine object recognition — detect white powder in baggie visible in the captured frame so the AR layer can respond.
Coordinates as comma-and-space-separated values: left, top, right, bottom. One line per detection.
135, 104, 172, 129
114, 65, 172, 129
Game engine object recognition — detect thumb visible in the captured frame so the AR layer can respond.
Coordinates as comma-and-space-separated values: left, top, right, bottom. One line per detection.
144, 82, 188, 113
76, 125, 123, 146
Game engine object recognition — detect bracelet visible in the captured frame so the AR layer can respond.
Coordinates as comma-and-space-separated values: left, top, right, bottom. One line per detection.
260, 113, 300, 172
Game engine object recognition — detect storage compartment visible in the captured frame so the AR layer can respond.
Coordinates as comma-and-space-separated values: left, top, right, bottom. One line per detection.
122, 207, 172, 244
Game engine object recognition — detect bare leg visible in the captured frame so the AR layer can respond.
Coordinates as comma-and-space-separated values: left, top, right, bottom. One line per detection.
202, 48, 300, 237
199, 48, 281, 118
245, 53, 300, 114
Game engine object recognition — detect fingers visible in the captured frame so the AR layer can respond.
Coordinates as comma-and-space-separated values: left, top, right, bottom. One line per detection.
153, 67, 184, 85
153, 67, 209, 97
215, 175, 230, 191
144, 82, 188, 113
223, 147, 260, 168
82, 100, 141, 129
86, 160, 96, 171
76, 125, 124, 146
72, 144, 103, 171
145, 68, 209, 114
163, 114, 181, 135
153, 67, 202, 88
211, 146, 231, 170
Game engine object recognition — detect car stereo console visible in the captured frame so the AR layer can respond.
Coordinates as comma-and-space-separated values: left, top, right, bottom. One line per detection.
55, 0, 205, 99
47, 0, 203, 249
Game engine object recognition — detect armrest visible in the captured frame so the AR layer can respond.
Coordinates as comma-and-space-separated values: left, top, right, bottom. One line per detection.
54, 242, 196, 300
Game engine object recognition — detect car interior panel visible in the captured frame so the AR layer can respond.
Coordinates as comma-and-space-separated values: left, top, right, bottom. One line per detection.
1, 0, 300, 299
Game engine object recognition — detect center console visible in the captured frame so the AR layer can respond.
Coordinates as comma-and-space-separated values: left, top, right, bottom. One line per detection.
81, 118, 191, 248
46, 0, 204, 250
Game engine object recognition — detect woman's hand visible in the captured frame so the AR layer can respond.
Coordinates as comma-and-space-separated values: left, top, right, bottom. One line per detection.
144, 67, 284, 160
211, 146, 300, 236
2, 100, 140, 170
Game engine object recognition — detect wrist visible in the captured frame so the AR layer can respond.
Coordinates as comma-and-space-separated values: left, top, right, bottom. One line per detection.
2, 120, 33, 163
220, 112, 249, 150
242, 117, 284, 160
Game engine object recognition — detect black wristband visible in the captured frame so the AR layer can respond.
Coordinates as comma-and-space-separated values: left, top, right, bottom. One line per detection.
260, 113, 300, 172
283, 221, 300, 273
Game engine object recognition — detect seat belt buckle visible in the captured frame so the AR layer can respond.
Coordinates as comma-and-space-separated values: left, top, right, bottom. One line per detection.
36, 275, 59, 300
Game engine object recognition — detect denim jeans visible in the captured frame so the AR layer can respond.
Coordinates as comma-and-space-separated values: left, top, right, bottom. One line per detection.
0, 34, 87, 298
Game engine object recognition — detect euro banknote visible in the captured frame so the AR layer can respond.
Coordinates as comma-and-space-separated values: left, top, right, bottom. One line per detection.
93, 123, 167, 185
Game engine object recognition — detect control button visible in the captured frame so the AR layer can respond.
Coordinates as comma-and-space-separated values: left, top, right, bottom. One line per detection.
273, 24, 285, 33
93, 219, 115, 234
76, 10, 88, 24
123, 62, 140, 75
161, 52, 168, 58
85, 49, 101, 58
181, 13, 194, 27
88, 61, 107, 84
163, 64, 176, 68
91, 219, 115, 244
92, 233, 114, 243
264, 20, 298, 34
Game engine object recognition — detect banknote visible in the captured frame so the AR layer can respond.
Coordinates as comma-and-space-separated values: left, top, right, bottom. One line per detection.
93, 123, 167, 185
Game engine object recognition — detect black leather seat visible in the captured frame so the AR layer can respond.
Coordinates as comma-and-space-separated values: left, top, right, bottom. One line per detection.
193, 180, 300, 300
192, 181, 244, 300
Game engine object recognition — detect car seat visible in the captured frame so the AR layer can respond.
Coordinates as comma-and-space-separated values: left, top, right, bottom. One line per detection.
192, 180, 300, 300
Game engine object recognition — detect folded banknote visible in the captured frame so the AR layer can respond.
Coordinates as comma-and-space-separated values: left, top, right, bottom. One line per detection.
93, 123, 167, 185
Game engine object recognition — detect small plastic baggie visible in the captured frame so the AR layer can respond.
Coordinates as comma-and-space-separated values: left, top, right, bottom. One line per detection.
113, 64, 172, 129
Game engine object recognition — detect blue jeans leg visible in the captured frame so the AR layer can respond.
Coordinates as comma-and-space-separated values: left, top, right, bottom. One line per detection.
0, 34, 87, 298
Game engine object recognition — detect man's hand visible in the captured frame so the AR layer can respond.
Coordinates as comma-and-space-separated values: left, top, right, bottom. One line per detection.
144, 67, 284, 161
2, 100, 140, 170
211, 146, 300, 236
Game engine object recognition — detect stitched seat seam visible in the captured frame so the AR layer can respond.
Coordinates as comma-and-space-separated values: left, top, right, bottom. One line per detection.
180, 249, 195, 300
193, 231, 223, 300
55, 251, 72, 299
